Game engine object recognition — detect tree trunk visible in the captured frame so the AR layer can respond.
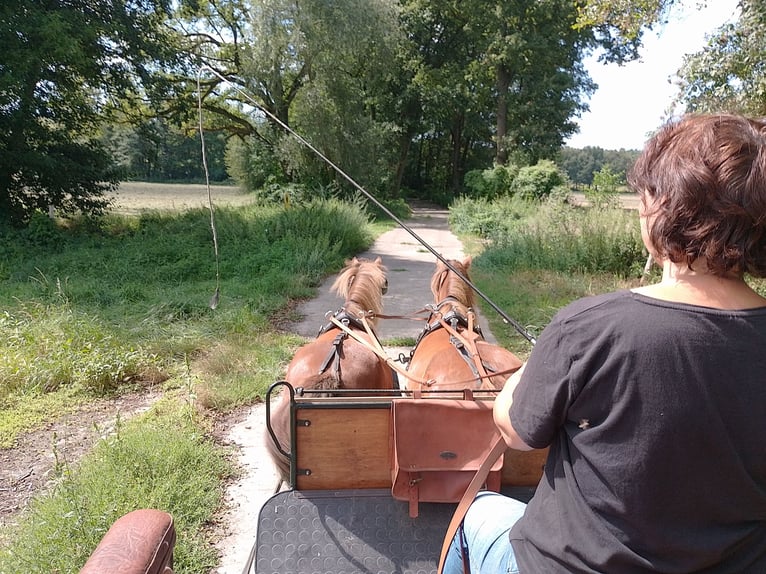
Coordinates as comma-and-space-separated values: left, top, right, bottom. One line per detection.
495, 64, 510, 165
391, 129, 413, 199
450, 113, 465, 194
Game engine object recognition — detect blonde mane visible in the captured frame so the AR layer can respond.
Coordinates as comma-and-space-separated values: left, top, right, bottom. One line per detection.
431, 257, 475, 311
331, 257, 388, 322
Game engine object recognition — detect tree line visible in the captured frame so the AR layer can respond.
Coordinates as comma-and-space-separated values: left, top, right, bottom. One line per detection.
1, 0, 761, 226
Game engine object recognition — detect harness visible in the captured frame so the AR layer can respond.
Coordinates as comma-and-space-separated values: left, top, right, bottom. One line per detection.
316, 308, 399, 387
408, 299, 506, 388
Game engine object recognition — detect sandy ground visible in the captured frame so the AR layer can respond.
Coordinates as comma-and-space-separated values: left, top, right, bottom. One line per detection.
210, 202, 500, 574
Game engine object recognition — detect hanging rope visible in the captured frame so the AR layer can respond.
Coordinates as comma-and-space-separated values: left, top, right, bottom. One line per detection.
197, 69, 220, 310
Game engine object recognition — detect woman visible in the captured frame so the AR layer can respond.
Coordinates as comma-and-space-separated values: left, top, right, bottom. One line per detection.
444, 113, 766, 573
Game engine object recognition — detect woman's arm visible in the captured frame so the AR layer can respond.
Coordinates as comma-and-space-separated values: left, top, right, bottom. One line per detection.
493, 364, 534, 451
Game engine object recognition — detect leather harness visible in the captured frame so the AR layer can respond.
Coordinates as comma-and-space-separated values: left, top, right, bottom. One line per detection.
316, 308, 399, 387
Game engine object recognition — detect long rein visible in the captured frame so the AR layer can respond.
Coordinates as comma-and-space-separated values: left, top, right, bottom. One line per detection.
196, 65, 537, 346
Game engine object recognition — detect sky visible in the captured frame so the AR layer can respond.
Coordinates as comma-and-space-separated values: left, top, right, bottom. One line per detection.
565, 0, 741, 151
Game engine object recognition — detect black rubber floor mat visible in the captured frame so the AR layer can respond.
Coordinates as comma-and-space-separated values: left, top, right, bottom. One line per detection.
254, 489, 455, 574
252, 488, 534, 574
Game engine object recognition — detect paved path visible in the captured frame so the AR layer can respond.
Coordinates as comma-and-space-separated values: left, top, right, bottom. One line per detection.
212, 203, 499, 573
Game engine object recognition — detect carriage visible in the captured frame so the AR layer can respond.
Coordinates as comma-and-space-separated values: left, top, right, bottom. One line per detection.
79, 257, 548, 574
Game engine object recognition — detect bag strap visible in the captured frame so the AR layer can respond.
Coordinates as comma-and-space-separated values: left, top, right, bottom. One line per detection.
437, 436, 507, 574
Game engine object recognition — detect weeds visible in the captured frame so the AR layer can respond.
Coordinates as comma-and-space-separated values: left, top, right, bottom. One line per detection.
0, 403, 230, 573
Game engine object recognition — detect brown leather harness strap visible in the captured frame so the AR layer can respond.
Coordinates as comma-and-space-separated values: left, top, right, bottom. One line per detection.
437, 436, 507, 574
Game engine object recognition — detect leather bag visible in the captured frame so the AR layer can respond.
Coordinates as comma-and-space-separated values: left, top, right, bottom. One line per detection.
390, 394, 504, 518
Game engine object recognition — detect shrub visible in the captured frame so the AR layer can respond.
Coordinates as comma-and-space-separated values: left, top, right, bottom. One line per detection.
511, 160, 568, 200
463, 165, 519, 199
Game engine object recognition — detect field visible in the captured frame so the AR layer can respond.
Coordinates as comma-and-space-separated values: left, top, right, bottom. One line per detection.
111, 181, 255, 214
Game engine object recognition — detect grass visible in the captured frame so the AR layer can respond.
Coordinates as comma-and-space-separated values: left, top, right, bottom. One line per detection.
0, 400, 230, 573
451, 194, 650, 359
0, 195, 377, 573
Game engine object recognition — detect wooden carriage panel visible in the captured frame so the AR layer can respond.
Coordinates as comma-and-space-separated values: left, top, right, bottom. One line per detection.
291, 397, 548, 492
294, 405, 392, 490
501, 447, 548, 486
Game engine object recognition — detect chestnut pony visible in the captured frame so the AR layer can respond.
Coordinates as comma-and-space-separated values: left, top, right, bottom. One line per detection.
403, 257, 522, 392
266, 256, 396, 485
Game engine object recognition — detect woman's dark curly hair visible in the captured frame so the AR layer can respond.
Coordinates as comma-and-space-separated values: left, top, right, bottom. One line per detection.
628, 113, 766, 277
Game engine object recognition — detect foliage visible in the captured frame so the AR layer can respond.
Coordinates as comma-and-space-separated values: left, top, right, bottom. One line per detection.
169, 0, 662, 205
449, 195, 538, 238
574, 0, 670, 62
558, 146, 640, 185
677, 2, 763, 114
225, 132, 287, 192
0, 403, 230, 573
365, 196, 413, 222
463, 165, 519, 200
587, 165, 623, 208
102, 119, 230, 183
0, 0, 180, 225
173, 0, 404, 200
510, 160, 570, 200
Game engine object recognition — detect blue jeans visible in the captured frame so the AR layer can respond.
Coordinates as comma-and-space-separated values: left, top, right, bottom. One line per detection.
443, 491, 527, 574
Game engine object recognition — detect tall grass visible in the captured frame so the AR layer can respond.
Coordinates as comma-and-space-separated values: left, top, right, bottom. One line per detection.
451, 195, 645, 278
450, 195, 649, 356
0, 198, 372, 414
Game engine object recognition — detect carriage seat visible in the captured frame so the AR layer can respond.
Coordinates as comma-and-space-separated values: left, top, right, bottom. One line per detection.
79, 509, 176, 574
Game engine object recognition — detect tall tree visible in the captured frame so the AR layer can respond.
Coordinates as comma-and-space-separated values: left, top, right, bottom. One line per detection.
0, 0, 179, 225
483, 1, 595, 165
173, 0, 403, 196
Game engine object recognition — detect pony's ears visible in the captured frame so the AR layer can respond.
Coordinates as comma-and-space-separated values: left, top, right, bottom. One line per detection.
374, 256, 383, 265
462, 256, 472, 269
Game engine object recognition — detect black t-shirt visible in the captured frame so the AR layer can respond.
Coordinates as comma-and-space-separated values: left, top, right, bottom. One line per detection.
509, 291, 766, 573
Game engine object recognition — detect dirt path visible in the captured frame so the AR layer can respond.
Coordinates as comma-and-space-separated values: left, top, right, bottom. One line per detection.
0, 391, 160, 529
211, 202, 500, 573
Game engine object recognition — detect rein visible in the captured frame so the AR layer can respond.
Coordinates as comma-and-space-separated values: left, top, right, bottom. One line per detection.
328, 311, 518, 390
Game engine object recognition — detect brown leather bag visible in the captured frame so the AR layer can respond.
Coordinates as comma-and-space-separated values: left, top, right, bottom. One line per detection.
390, 394, 504, 518
79, 509, 175, 574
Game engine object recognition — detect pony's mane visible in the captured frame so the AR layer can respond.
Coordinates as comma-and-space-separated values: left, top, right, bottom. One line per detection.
332, 257, 388, 321
431, 258, 475, 310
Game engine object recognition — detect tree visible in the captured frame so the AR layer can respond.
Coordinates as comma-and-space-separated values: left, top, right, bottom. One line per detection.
481, 1, 596, 166
677, 2, 763, 114
0, 0, 179, 226
588, 164, 622, 208
172, 0, 404, 199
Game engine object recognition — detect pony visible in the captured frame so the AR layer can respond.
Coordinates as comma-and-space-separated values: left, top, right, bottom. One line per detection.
265, 256, 396, 486
403, 257, 523, 392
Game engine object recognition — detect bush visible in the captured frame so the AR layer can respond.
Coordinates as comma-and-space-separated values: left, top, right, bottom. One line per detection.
463, 165, 519, 199
449, 195, 536, 238
225, 133, 286, 193
511, 160, 569, 200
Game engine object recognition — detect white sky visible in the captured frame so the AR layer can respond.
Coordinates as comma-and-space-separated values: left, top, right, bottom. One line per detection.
565, 0, 740, 150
